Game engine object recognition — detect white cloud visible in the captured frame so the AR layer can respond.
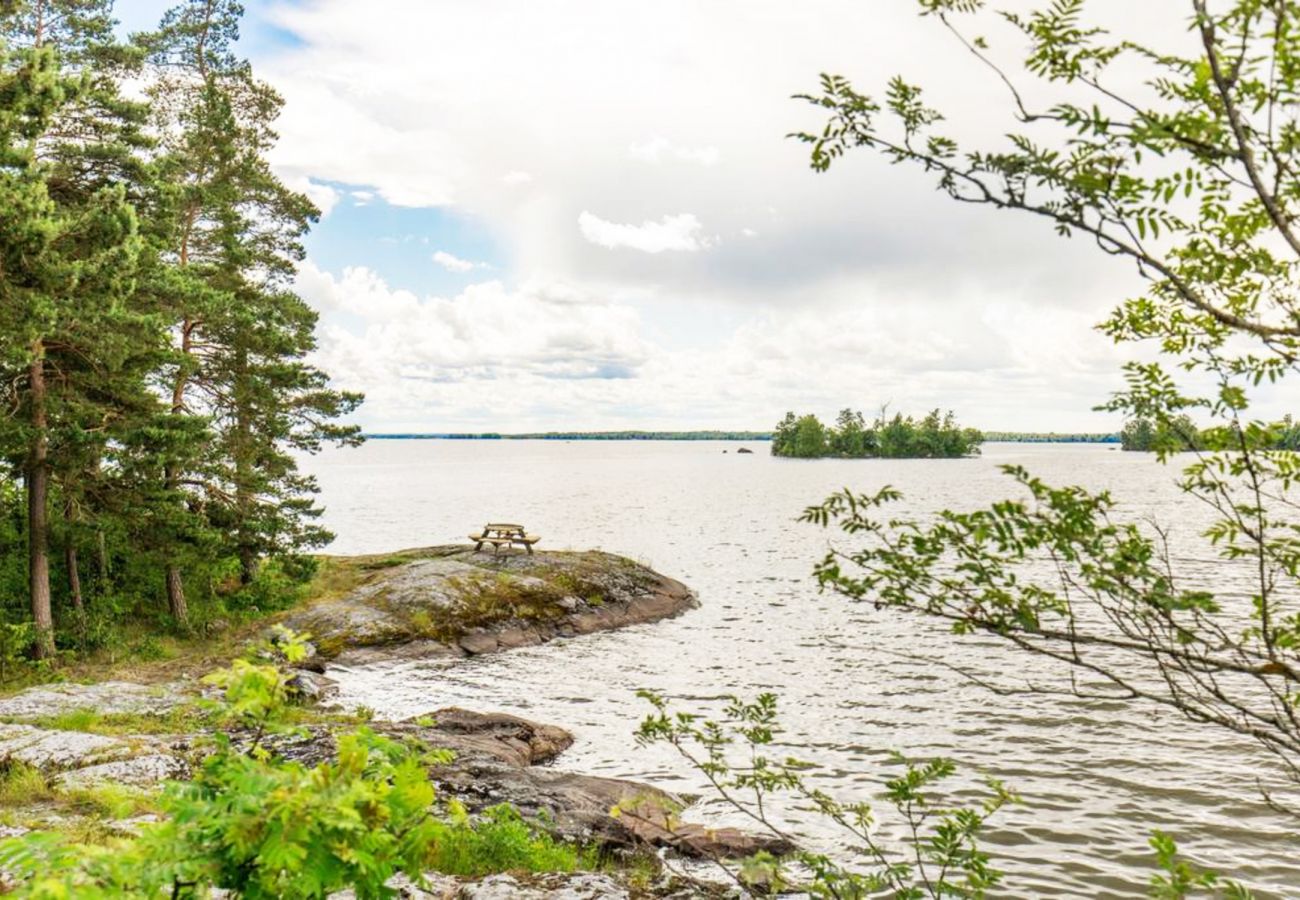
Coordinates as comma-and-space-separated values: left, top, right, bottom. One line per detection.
433, 250, 488, 272
628, 136, 720, 166
299, 261, 649, 387
256, 0, 1191, 430
295, 259, 1130, 432
577, 211, 711, 253
297, 261, 420, 321
281, 172, 340, 217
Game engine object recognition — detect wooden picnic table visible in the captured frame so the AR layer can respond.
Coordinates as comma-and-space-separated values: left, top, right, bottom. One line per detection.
469, 522, 541, 554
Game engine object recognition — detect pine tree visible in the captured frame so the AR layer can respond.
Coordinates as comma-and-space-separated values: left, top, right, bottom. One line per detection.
0, 1, 150, 655
142, 0, 360, 599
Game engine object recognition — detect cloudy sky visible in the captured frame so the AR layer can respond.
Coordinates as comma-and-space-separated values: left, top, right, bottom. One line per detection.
118, 0, 1193, 433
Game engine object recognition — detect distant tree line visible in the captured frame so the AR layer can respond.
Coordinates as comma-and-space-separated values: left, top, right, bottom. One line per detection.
771, 409, 983, 459
1122, 415, 1300, 452
368, 431, 773, 441
982, 432, 1120, 444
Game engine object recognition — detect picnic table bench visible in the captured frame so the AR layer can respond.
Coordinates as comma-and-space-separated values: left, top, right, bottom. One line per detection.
469, 523, 541, 554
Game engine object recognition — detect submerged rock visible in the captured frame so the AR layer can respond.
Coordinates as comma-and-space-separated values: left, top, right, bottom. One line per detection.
282, 546, 697, 663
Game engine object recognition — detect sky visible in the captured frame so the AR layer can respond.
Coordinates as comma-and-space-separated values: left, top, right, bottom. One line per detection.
116, 0, 1205, 433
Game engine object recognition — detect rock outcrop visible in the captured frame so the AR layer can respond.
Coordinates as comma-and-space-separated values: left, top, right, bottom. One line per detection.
265, 707, 791, 861
329, 870, 704, 899
0, 550, 773, 896
0, 681, 188, 719
282, 547, 697, 664
0, 720, 192, 788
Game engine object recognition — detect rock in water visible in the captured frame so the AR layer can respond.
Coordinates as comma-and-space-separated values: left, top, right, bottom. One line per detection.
281, 546, 697, 663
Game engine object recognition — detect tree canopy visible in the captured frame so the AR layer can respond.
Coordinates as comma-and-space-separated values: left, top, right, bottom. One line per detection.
771, 408, 982, 458
0, 0, 360, 658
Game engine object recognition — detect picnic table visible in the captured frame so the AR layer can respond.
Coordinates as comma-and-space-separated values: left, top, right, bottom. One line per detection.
469, 523, 541, 554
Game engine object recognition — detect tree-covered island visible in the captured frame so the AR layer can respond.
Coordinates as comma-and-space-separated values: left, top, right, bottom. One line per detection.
770, 408, 983, 458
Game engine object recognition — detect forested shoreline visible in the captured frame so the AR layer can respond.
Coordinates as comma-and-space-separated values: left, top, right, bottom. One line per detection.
1120, 414, 1300, 452
0, 1, 360, 661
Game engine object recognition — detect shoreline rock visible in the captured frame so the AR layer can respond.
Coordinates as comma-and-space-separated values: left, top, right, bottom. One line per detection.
282, 546, 698, 665
269, 707, 792, 862
0, 696, 781, 893
0, 550, 780, 895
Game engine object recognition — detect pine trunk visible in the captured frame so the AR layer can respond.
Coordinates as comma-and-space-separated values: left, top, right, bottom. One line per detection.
238, 543, 257, 586
234, 350, 257, 586
65, 544, 83, 612
94, 529, 108, 586
163, 316, 193, 624
165, 565, 188, 625
28, 348, 54, 658
64, 499, 83, 611
161, 460, 189, 626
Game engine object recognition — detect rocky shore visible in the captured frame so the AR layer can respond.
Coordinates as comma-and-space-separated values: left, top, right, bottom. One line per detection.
282, 546, 699, 664
0, 545, 785, 897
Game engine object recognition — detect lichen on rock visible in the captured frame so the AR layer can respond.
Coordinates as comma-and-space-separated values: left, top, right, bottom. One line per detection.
282, 546, 697, 663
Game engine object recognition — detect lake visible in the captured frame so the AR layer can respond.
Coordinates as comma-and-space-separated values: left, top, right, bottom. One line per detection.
300, 439, 1296, 898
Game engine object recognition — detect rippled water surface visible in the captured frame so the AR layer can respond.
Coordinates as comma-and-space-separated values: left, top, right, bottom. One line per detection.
301, 440, 1298, 898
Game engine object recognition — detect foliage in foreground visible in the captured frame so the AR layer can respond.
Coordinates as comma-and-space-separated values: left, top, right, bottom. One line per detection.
638, 692, 1253, 898
1120, 414, 1300, 453
784, 0, 1300, 892
636, 691, 1014, 898
771, 408, 982, 459
0, 631, 586, 897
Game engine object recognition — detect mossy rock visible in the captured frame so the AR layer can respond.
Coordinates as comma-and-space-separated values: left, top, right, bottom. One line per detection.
282, 546, 696, 662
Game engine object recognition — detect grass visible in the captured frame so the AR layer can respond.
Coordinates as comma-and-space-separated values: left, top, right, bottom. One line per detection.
17, 704, 209, 737
0, 545, 662, 697
59, 782, 158, 820
0, 620, 274, 700
427, 804, 596, 878
0, 761, 53, 808
0, 760, 157, 822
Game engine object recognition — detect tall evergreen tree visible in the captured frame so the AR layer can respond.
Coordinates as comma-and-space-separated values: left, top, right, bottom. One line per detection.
0, 1, 152, 656
141, 0, 360, 603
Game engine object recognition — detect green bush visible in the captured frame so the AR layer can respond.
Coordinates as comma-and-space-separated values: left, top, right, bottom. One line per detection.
425, 804, 591, 877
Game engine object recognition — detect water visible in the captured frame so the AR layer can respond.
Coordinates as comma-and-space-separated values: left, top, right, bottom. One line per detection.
300, 440, 1298, 898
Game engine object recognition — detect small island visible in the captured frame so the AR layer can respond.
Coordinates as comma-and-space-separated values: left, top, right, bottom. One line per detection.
770, 408, 983, 459
283, 545, 698, 662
